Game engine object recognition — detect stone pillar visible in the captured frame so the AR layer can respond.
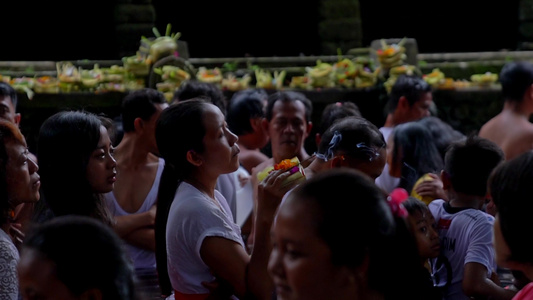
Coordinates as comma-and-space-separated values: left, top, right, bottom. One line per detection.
318, 0, 363, 55
114, 0, 156, 58
519, 0, 533, 49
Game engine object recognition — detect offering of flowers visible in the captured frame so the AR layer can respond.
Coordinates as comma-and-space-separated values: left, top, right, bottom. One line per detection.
383, 64, 418, 93
470, 72, 498, 86
10, 77, 35, 99
221, 73, 252, 91
423, 68, 446, 86
101, 65, 126, 83
80, 65, 104, 90
197, 67, 223, 86
255, 69, 286, 90
139, 23, 181, 64
376, 37, 407, 70
306, 60, 334, 88
353, 56, 380, 89
257, 156, 306, 187
56, 62, 82, 92
289, 75, 310, 89
153, 65, 191, 101
122, 52, 151, 77
153, 65, 191, 83
33, 76, 59, 94
333, 58, 357, 88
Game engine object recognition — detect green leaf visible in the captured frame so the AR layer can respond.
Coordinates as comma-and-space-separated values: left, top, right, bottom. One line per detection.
152, 27, 161, 38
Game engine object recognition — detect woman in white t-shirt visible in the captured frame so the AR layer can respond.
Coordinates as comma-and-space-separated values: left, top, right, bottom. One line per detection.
155, 98, 294, 299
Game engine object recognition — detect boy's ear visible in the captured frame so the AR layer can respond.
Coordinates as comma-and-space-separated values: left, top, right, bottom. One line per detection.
250, 117, 262, 132
330, 155, 344, 168
440, 170, 451, 190
398, 96, 410, 111
133, 117, 144, 132
261, 118, 269, 133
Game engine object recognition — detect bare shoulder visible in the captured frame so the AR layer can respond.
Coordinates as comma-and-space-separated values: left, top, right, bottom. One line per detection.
478, 115, 500, 138
501, 125, 533, 160
517, 124, 533, 146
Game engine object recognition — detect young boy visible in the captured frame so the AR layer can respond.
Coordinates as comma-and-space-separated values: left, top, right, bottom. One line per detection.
428, 134, 516, 299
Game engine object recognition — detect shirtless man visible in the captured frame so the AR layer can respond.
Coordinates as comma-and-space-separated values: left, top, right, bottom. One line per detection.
479, 61, 533, 161
103, 88, 168, 296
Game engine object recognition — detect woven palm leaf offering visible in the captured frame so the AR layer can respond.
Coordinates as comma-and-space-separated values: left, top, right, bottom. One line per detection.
257, 157, 306, 188
139, 23, 181, 64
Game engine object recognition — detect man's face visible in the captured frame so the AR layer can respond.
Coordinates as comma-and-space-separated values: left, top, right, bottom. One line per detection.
267, 100, 310, 160
405, 91, 433, 122
0, 95, 20, 125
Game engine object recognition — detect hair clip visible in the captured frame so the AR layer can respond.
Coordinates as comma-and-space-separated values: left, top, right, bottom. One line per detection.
355, 143, 382, 162
387, 188, 409, 218
315, 131, 342, 162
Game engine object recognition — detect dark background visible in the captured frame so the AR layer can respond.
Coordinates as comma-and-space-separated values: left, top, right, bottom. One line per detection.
2, 1, 520, 61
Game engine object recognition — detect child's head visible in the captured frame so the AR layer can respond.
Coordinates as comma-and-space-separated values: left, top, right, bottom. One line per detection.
489, 151, 533, 268
18, 215, 136, 300
268, 168, 422, 300
444, 134, 504, 197
402, 196, 440, 260
316, 101, 361, 146
316, 116, 386, 180
388, 121, 444, 192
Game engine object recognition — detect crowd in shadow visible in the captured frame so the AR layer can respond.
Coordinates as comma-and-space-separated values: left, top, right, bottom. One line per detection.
3, 59, 533, 300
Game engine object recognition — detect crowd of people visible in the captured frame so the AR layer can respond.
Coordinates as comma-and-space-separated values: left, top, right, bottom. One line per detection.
2, 60, 533, 300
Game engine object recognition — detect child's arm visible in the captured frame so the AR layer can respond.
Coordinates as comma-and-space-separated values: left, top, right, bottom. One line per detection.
462, 262, 516, 300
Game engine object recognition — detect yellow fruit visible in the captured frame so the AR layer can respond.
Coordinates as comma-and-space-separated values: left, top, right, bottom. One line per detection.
411, 173, 434, 205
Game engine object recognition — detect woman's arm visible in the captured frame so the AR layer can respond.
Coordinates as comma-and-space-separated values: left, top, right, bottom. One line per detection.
200, 168, 298, 299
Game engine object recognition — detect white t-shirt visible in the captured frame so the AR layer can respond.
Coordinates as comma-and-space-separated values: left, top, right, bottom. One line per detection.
216, 172, 239, 223
234, 166, 253, 227
167, 181, 244, 295
375, 126, 400, 193
429, 199, 496, 300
